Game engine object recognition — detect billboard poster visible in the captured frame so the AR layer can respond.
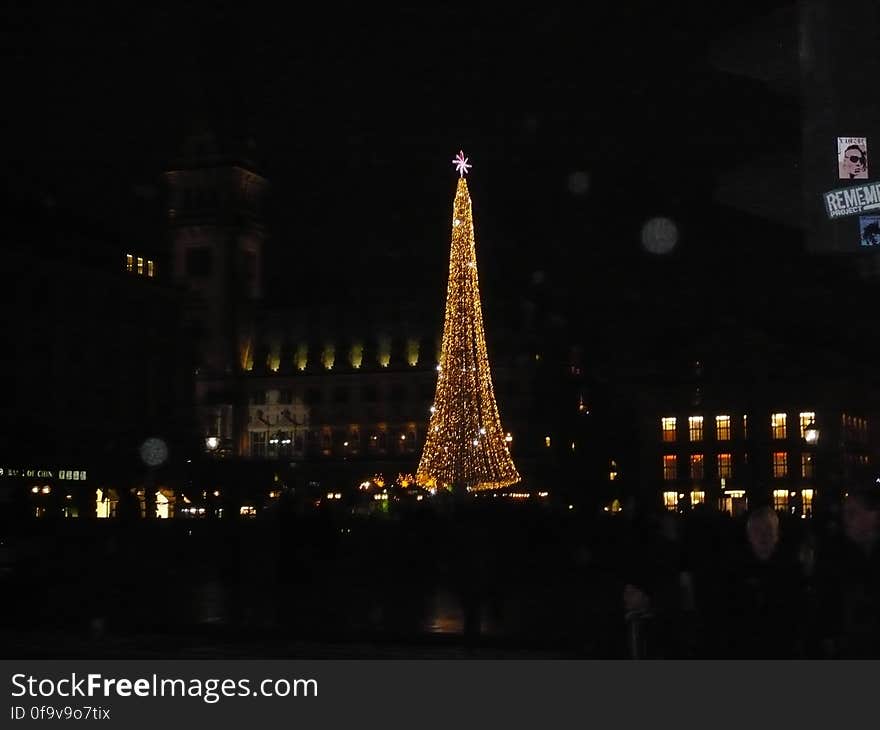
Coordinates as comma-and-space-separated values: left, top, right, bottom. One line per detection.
860, 216, 880, 247
838, 137, 868, 179
823, 181, 880, 219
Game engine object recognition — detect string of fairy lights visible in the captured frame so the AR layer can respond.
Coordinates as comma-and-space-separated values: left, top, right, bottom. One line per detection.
416, 153, 521, 492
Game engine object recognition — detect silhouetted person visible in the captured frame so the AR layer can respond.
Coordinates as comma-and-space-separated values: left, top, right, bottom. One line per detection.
621, 510, 696, 658
713, 506, 802, 658
817, 489, 880, 657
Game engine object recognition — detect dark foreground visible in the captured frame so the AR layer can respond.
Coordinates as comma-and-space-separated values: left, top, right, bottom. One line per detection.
2, 498, 878, 659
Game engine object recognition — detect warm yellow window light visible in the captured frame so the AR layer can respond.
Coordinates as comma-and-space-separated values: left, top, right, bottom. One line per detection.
799, 411, 816, 438
350, 342, 363, 369
772, 413, 787, 439
322, 344, 335, 370
772, 451, 788, 478
718, 453, 732, 479
663, 455, 677, 481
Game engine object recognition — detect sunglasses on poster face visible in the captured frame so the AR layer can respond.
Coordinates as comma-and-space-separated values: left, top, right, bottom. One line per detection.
848, 155, 866, 164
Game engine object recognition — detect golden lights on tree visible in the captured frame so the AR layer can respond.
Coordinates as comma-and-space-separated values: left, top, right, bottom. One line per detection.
416, 152, 520, 492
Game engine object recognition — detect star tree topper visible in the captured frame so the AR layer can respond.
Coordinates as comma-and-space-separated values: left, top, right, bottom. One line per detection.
453, 150, 472, 177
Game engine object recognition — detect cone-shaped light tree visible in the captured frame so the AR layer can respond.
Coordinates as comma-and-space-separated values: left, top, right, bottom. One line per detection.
416, 152, 521, 492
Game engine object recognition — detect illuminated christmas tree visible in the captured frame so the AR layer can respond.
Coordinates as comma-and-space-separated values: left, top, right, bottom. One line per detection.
417, 152, 521, 493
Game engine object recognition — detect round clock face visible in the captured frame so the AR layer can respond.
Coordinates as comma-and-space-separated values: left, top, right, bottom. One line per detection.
139, 437, 169, 467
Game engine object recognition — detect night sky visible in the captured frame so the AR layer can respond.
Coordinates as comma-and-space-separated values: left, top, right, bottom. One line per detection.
2, 3, 812, 320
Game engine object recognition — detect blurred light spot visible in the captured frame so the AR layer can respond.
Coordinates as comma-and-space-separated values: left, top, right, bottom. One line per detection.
641, 217, 679, 254
567, 171, 591, 196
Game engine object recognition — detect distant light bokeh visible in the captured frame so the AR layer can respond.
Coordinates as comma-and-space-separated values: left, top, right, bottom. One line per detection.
641, 217, 679, 254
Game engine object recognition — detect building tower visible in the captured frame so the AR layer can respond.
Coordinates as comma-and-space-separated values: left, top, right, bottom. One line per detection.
163, 129, 268, 453
416, 152, 521, 493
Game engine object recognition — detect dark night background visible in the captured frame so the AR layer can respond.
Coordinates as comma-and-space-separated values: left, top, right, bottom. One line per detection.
1, 3, 804, 302
4, 2, 880, 662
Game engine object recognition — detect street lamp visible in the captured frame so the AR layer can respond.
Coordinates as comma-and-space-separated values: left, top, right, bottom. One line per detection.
803, 419, 820, 518
206, 436, 219, 452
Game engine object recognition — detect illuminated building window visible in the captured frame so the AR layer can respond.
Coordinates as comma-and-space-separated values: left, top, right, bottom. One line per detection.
545, 436, 551, 448
802, 489, 814, 515
663, 491, 679, 511
267, 343, 281, 372
663, 455, 677, 481
743, 414, 748, 439
661, 417, 677, 442
690, 454, 704, 480
295, 344, 308, 371
147, 260, 155, 278
799, 412, 816, 438
609, 460, 618, 481
378, 337, 391, 368
322, 345, 335, 370
691, 491, 705, 506
689, 416, 703, 442
156, 492, 170, 519
250, 431, 266, 458
801, 453, 814, 479
772, 451, 788, 478
96, 488, 117, 519
240, 506, 257, 517
125, 254, 133, 272
773, 489, 789, 511
716, 415, 731, 440
137, 256, 144, 275
771, 413, 787, 439
717, 453, 732, 479
350, 342, 363, 369
407, 338, 419, 366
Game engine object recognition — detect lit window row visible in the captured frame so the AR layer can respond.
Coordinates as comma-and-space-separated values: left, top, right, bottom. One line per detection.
842, 414, 869, 443
125, 253, 156, 277
775, 412, 820, 440
662, 453, 732, 481
242, 339, 433, 372
664, 489, 814, 514
663, 452, 817, 481
662, 415, 735, 442
662, 412, 817, 442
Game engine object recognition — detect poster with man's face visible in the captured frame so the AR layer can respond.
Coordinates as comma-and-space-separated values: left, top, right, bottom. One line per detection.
859, 216, 880, 247
838, 137, 868, 179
